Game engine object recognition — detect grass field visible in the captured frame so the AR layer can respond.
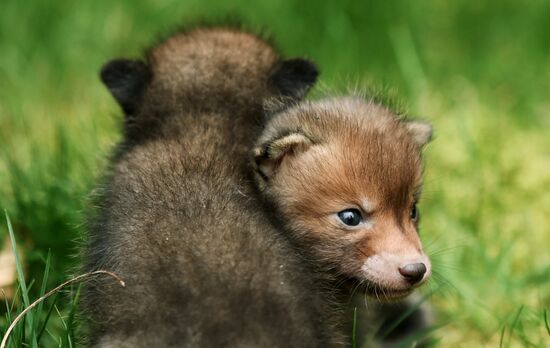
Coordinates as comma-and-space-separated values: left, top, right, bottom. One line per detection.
0, 0, 549, 346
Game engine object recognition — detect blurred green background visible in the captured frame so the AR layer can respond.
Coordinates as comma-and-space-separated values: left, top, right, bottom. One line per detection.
0, 0, 548, 346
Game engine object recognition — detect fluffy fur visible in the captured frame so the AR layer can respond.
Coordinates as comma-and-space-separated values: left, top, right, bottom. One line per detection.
81, 27, 345, 347
252, 96, 434, 344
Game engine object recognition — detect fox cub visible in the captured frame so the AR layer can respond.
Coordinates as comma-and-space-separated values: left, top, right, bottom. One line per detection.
253, 97, 433, 344
82, 26, 344, 347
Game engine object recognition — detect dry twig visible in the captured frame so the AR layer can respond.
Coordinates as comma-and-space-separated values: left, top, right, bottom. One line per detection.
0, 270, 125, 348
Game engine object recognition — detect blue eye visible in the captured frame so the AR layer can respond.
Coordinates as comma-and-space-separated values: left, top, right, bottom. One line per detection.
337, 209, 363, 226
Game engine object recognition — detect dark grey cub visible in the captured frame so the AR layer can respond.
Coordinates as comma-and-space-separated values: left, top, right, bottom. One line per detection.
81, 27, 344, 347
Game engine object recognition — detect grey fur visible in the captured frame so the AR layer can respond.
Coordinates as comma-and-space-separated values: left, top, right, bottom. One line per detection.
81, 27, 345, 347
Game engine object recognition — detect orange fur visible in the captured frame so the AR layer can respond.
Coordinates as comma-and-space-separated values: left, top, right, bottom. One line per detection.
254, 97, 433, 300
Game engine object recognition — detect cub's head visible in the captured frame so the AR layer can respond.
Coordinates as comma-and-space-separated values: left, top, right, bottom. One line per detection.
99, 26, 318, 142
99, 27, 318, 117
253, 97, 433, 300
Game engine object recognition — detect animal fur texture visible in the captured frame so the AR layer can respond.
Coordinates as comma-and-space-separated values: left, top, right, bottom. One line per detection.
81, 26, 345, 347
253, 96, 434, 345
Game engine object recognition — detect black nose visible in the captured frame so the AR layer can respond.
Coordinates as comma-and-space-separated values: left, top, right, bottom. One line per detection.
399, 263, 427, 284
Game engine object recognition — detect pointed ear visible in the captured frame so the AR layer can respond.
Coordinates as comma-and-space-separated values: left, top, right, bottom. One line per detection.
270, 58, 319, 100
253, 133, 313, 181
405, 120, 433, 147
100, 59, 151, 114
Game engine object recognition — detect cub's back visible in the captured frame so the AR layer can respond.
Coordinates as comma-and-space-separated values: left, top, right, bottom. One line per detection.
86, 136, 336, 347
81, 27, 343, 347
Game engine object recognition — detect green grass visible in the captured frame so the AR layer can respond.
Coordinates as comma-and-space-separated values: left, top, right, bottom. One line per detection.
0, 0, 548, 346
2, 212, 72, 347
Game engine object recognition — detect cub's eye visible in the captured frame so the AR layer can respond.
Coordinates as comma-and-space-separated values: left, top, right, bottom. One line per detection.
337, 209, 363, 226
410, 204, 419, 222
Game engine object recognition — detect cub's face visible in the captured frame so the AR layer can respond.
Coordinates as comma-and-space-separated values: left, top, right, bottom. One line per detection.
254, 98, 433, 300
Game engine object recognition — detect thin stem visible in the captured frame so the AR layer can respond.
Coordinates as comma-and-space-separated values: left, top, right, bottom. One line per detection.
0, 270, 124, 348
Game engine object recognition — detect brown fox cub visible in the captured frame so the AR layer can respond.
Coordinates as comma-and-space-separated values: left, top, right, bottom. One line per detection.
253, 97, 433, 301
82, 26, 344, 347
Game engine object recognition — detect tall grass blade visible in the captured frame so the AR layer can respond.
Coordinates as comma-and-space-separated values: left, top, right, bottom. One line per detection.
4, 210, 38, 348
544, 309, 550, 336
34, 249, 51, 344
65, 285, 81, 348
499, 324, 506, 348
351, 306, 357, 348
507, 305, 524, 347
36, 251, 52, 311
37, 293, 60, 343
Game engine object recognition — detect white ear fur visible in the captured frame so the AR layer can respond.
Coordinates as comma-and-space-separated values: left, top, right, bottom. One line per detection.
254, 133, 312, 179
405, 121, 433, 147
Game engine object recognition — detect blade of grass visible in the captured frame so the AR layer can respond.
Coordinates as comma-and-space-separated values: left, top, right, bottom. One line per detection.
8, 285, 20, 324
54, 304, 67, 331
26, 279, 36, 294
351, 306, 357, 348
45, 328, 58, 346
544, 308, 550, 336
54, 304, 71, 348
37, 292, 60, 343
2, 289, 12, 325
64, 285, 81, 348
499, 323, 506, 348
507, 305, 524, 347
6, 285, 21, 348
4, 210, 38, 348
2, 290, 14, 348
34, 249, 51, 342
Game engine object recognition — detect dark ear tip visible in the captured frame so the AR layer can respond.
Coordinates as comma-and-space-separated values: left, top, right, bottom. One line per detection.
100, 59, 123, 84
271, 57, 320, 98
284, 58, 319, 84
99, 58, 151, 115
99, 59, 142, 85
